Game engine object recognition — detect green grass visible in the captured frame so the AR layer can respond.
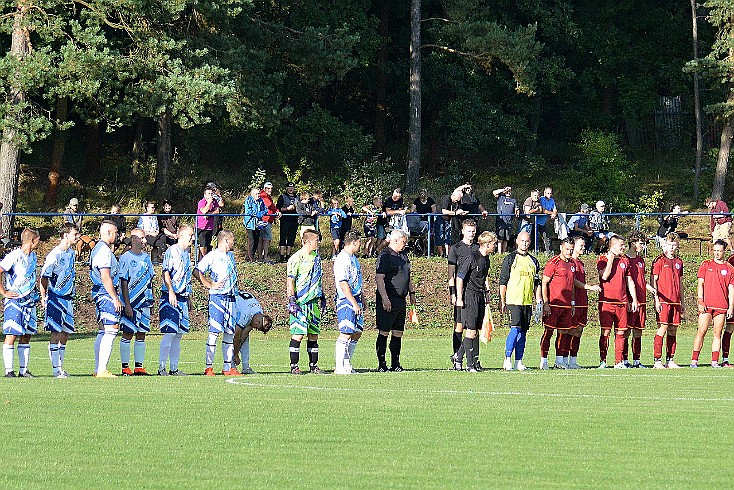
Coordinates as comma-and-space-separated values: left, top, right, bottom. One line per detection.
2, 328, 734, 488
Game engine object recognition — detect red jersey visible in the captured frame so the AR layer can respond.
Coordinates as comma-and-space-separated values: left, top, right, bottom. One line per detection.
627, 256, 647, 303
697, 259, 734, 310
597, 255, 630, 303
543, 255, 575, 306
651, 254, 683, 304
572, 257, 588, 307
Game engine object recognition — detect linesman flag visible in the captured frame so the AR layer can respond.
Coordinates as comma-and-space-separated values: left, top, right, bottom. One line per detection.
480, 307, 494, 344
409, 305, 419, 325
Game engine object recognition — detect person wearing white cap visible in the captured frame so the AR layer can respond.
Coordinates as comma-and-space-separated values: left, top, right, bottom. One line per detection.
63, 198, 83, 230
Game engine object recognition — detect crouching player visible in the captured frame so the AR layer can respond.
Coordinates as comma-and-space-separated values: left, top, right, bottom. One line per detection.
691, 240, 734, 368
159, 225, 194, 376
455, 232, 497, 372
0, 228, 41, 377
119, 228, 155, 376
334, 231, 364, 374
232, 291, 273, 374
194, 230, 240, 376
651, 233, 685, 368
287, 229, 325, 374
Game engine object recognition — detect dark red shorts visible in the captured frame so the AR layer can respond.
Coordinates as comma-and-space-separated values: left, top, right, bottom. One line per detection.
572, 305, 588, 329
628, 303, 646, 329
598, 302, 629, 331
656, 302, 681, 326
543, 304, 574, 330
701, 307, 727, 318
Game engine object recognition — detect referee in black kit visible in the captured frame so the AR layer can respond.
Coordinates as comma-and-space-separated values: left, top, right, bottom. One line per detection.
375, 229, 416, 372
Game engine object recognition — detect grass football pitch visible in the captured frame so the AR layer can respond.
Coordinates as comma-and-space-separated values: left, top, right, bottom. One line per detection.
1, 328, 733, 488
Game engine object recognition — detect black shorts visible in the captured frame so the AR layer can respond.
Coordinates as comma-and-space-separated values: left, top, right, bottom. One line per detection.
376, 296, 407, 332
507, 304, 532, 330
453, 304, 462, 323
495, 221, 512, 241
461, 292, 486, 330
279, 217, 298, 247
197, 229, 214, 250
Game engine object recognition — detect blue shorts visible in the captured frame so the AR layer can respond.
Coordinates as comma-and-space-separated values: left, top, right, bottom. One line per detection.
330, 227, 341, 240
519, 222, 533, 234
159, 292, 190, 334
44, 292, 74, 333
259, 222, 273, 241
209, 293, 235, 335
594, 231, 613, 239
434, 219, 452, 246
3, 297, 37, 336
120, 305, 151, 334
376, 225, 387, 240
336, 296, 364, 334
92, 287, 121, 326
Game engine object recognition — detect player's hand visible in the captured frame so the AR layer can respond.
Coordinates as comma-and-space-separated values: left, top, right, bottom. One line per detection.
382, 297, 392, 312
113, 298, 123, 313
588, 284, 601, 293
287, 296, 301, 315
125, 305, 133, 318
2, 290, 19, 299
728, 309, 733, 320
351, 300, 362, 317
450, 294, 456, 306
211, 280, 225, 290
697, 299, 706, 314
655, 299, 662, 313
169, 290, 178, 308
543, 302, 551, 317
320, 296, 327, 311
500, 301, 506, 314
455, 298, 464, 308
233, 351, 240, 366
629, 300, 638, 313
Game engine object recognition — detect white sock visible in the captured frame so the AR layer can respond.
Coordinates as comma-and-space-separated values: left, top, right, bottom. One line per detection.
205, 332, 218, 368
335, 339, 348, 371
170, 334, 183, 371
134, 339, 146, 366
119, 338, 131, 366
222, 332, 234, 371
49, 343, 60, 374
18, 344, 29, 374
159, 333, 174, 370
3, 344, 14, 374
563, 356, 570, 365
94, 330, 104, 373
348, 340, 358, 367
97, 329, 118, 374
240, 337, 251, 370
555, 355, 564, 365
58, 344, 66, 370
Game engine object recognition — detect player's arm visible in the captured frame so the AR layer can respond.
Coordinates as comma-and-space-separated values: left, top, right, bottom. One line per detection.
39, 275, 50, 307
728, 283, 734, 319
163, 269, 178, 308
375, 273, 391, 311
541, 275, 551, 315
447, 262, 457, 304
650, 273, 662, 313
626, 276, 639, 312
697, 277, 705, 313
286, 276, 295, 300
601, 254, 615, 281
574, 278, 601, 293
498, 255, 511, 313
408, 276, 416, 307
100, 268, 122, 312
120, 278, 134, 318
0, 267, 17, 299
339, 280, 362, 316
455, 276, 465, 307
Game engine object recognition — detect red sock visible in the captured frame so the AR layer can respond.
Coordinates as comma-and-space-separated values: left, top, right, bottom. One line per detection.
667, 335, 677, 360
570, 335, 581, 357
540, 328, 553, 358
614, 334, 626, 364
653, 334, 664, 360
723, 331, 732, 358
622, 336, 629, 361
561, 332, 572, 357
599, 334, 609, 363
632, 337, 642, 361
712, 351, 720, 363
692, 350, 700, 362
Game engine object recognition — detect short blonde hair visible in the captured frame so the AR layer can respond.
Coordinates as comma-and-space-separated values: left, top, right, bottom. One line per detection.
478, 231, 497, 246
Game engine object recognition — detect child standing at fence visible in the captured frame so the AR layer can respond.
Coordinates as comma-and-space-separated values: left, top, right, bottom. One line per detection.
327, 198, 347, 258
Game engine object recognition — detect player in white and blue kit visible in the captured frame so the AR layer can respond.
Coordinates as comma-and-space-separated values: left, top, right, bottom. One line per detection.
39, 223, 79, 378
118, 228, 154, 376
231, 291, 273, 374
0, 228, 40, 377
193, 229, 240, 376
90, 221, 122, 378
158, 224, 194, 376
333, 231, 364, 374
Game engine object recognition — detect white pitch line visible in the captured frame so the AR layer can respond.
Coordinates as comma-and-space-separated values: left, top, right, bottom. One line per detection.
225, 379, 734, 402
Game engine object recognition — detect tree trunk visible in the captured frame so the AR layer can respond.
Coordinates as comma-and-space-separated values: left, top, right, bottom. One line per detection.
374, 0, 389, 158
691, 0, 703, 202
0, 4, 31, 238
131, 116, 145, 177
154, 110, 172, 200
44, 97, 69, 207
712, 91, 734, 200
85, 120, 101, 176
406, 0, 421, 194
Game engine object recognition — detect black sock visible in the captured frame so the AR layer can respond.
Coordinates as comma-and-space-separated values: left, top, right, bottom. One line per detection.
307, 340, 319, 367
134, 362, 142, 368
456, 344, 465, 363
122, 363, 129, 369
389, 336, 402, 367
289, 339, 300, 367
452, 331, 462, 354
463, 337, 475, 368
473, 337, 480, 365
376, 334, 388, 367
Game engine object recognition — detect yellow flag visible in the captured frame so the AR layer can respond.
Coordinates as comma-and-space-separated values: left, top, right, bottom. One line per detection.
480, 307, 494, 344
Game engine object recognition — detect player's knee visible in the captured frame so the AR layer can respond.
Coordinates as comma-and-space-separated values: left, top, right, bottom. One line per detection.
392, 330, 403, 337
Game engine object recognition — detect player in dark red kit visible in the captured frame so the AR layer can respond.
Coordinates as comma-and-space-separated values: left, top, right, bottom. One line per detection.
651, 233, 685, 369
540, 239, 576, 370
625, 232, 656, 368
567, 236, 601, 369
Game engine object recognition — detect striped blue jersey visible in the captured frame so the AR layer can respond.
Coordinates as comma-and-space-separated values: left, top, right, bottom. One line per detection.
196, 249, 237, 295
40, 246, 76, 297
0, 248, 38, 299
90, 241, 119, 288
233, 291, 263, 328
119, 251, 154, 307
333, 251, 362, 299
161, 244, 192, 296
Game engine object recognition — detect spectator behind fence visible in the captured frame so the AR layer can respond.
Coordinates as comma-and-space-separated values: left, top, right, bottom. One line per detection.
297, 191, 319, 239
439, 189, 466, 255
705, 196, 732, 250
339, 197, 356, 250
361, 196, 385, 257
656, 204, 688, 248
589, 200, 612, 252
493, 186, 518, 253
411, 189, 435, 236
567, 203, 594, 252
63, 198, 83, 230
137, 200, 166, 263
520, 189, 543, 239
277, 182, 299, 263
537, 186, 558, 254
242, 188, 266, 262
159, 200, 180, 247
311, 190, 325, 234
327, 197, 348, 257
106, 204, 130, 250
196, 185, 221, 259
256, 182, 279, 264
459, 183, 488, 221
377, 188, 406, 254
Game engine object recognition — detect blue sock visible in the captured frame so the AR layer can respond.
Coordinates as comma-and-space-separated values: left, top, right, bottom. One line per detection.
505, 327, 519, 357
515, 329, 528, 360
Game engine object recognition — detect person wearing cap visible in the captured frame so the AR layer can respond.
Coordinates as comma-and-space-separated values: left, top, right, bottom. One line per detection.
567, 203, 594, 252
493, 186, 518, 253
276, 182, 299, 263
255, 182, 280, 263
63, 198, 83, 231
196, 184, 221, 260
589, 200, 612, 253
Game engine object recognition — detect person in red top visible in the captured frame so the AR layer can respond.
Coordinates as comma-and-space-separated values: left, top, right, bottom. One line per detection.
540, 238, 576, 370
691, 240, 734, 368
568, 236, 601, 369
651, 232, 685, 369
255, 182, 280, 263
705, 197, 732, 251
624, 232, 657, 368
597, 235, 639, 369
